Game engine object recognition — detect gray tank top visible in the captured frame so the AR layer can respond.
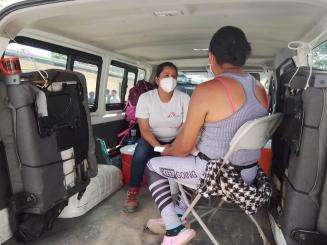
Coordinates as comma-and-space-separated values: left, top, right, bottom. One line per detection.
197, 72, 268, 183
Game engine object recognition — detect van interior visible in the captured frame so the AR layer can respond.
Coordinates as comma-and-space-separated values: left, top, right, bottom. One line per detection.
0, 0, 327, 244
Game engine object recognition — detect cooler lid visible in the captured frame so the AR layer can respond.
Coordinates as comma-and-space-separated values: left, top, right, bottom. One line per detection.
120, 144, 137, 155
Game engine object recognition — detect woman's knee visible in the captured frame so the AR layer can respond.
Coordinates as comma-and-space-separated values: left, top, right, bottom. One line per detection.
146, 163, 166, 184
147, 157, 160, 172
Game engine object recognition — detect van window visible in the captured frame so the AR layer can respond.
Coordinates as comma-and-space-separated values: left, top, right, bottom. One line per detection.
107, 64, 124, 106
125, 72, 136, 101
138, 69, 146, 80
4, 43, 67, 72
179, 71, 268, 88
312, 41, 327, 70
178, 71, 209, 84
73, 61, 99, 106
4, 37, 102, 112
106, 61, 138, 110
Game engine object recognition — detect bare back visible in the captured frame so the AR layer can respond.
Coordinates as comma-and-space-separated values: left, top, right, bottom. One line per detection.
167, 72, 269, 163
200, 75, 268, 123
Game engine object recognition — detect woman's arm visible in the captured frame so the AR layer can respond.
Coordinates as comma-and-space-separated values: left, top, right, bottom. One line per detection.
138, 118, 161, 148
162, 85, 208, 156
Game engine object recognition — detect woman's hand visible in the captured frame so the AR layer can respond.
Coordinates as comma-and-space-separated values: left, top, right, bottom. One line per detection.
162, 145, 198, 156
161, 144, 172, 156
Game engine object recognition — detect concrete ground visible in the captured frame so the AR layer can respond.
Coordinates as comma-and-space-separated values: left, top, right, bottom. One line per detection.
5, 187, 275, 245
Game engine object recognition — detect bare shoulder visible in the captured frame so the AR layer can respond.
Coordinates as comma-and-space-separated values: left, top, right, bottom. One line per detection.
198, 79, 220, 88
194, 79, 224, 95
192, 78, 241, 102
188, 80, 217, 108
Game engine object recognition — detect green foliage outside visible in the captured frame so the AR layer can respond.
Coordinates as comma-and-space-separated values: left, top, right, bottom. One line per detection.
312, 41, 327, 70
51, 52, 67, 61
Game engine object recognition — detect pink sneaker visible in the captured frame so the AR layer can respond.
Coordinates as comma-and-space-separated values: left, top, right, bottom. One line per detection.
145, 218, 190, 235
161, 229, 196, 245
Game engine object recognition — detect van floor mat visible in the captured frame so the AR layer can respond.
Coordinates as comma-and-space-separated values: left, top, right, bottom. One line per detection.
4, 188, 275, 245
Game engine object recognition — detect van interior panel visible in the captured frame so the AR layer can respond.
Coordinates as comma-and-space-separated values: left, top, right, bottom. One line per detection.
0, 0, 327, 244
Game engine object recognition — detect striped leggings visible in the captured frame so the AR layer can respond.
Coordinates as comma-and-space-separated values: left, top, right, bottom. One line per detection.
147, 155, 207, 230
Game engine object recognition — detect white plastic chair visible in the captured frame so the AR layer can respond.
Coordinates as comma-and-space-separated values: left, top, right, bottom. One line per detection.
177, 113, 283, 245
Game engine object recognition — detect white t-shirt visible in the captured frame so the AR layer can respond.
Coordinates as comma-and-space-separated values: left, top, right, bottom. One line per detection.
136, 89, 190, 142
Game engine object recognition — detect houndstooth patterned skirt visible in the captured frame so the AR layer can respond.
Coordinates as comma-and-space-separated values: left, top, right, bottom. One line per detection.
197, 158, 272, 215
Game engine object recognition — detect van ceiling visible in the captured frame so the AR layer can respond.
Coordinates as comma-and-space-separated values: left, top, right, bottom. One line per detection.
1, 0, 327, 67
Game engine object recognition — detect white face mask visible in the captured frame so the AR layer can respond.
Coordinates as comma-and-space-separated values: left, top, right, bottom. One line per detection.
159, 77, 177, 93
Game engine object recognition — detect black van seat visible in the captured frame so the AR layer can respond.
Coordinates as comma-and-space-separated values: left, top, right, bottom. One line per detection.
1, 69, 97, 242
270, 61, 327, 245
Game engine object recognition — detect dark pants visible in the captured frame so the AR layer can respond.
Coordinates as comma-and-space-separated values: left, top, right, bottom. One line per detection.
128, 138, 164, 188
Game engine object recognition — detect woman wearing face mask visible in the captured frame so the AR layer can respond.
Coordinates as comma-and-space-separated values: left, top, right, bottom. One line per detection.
145, 26, 268, 244
124, 62, 190, 213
